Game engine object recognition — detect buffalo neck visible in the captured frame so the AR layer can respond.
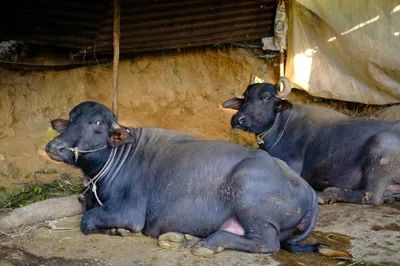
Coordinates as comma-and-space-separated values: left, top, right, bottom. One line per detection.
258, 109, 292, 152
78, 148, 113, 178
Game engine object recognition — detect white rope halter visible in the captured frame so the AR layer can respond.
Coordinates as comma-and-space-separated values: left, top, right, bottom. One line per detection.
256, 113, 280, 145
79, 147, 117, 206
66, 145, 109, 164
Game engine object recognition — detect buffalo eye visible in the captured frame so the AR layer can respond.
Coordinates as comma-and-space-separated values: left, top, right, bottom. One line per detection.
91, 121, 104, 127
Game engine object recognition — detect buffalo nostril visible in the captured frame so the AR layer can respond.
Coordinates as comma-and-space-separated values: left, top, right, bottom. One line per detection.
46, 139, 66, 154
238, 116, 246, 125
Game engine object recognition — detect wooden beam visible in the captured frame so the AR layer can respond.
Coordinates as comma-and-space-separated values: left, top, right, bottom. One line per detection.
112, 0, 120, 118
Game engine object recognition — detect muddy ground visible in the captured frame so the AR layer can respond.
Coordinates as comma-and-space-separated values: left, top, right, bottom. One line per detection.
1, 203, 399, 266
0, 47, 399, 265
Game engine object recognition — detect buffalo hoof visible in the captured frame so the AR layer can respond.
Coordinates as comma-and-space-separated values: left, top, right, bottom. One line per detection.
103, 228, 136, 236
362, 191, 374, 204
317, 195, 326, 205
158, 232, 201, 250
191, 243, 225, 257
115, 228, 138, 237
317, 193, 337, 205
318, 187, 345, 204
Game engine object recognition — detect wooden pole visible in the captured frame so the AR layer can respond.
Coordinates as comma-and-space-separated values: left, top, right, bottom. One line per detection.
279, 49, 285, 91
112, 0, 120, 118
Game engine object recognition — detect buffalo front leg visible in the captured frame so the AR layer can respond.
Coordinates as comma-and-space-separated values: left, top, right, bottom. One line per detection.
80, 206, 145, 235
317, 187, 364, 204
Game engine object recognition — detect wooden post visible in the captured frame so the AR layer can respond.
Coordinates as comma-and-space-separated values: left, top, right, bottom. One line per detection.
279, 49, 285, 91
112, 0, 120, 118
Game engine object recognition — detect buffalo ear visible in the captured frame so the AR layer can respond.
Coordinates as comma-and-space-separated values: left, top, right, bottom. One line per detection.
222, 98, 244, 110
51, 119, 69, 133
275, 100, 293, 112
109, 127, 135, 147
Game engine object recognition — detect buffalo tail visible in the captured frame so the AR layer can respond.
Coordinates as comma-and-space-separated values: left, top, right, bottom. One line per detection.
280, 192, 352, 258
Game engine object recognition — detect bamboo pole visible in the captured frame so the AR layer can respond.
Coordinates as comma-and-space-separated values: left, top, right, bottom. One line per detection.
112, 0, 120, 118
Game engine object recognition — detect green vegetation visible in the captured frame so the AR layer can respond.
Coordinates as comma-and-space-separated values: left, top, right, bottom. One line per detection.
229, 128, 258, 148
0, 172, 82, 210
229, 128, 240, 144
34, 124, 59, 146
172, 67, 179, 75
244, 139, 257, 149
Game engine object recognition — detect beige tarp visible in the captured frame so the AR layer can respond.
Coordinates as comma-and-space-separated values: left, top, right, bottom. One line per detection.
285, 0, 400, 104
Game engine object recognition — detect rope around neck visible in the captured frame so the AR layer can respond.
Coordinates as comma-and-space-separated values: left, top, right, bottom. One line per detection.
66, 145, 108, 164
256, 112, 281, 145
79, 147, 117, 206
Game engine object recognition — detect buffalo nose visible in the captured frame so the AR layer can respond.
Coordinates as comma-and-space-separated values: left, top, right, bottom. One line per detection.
45, 138, 66, 155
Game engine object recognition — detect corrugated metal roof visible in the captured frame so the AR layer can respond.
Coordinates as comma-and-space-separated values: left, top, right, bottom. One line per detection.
0, 0, 108, 49
0, 0, 276, 56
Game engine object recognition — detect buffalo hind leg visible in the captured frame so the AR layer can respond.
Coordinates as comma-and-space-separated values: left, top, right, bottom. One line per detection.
361, 131, 400, 205
191, 225, 279, 257
321, 131, 400, 205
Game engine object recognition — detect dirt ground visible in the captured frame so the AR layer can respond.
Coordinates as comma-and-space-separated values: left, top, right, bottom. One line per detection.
1, 203, 399, 266
0, 47, 399, 265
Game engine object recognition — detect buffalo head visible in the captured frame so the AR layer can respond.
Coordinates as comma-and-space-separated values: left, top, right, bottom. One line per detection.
222, 77, 293, 134
45, 101, 134, 165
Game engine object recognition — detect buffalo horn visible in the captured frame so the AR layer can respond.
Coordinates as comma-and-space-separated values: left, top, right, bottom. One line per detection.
277, 76, 292, 98
112, 121, 121, 129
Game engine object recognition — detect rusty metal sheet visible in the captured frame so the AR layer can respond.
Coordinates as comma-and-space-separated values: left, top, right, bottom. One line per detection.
0, 0, 276, 56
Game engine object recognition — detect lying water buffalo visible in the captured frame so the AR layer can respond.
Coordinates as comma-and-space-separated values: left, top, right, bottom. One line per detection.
222, 78, 400, 205
45, 101, 348, 257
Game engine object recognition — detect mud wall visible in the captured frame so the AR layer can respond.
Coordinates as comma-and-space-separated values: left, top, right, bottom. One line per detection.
0, 47, 278, 188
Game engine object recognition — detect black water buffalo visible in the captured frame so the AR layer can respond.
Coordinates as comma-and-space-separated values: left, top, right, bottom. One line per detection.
223, 77, 400, 205
45, 101, 347, 258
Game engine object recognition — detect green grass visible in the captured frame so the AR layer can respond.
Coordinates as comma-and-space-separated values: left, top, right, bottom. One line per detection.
229, 128, 240, 144
0, 172, 82, 210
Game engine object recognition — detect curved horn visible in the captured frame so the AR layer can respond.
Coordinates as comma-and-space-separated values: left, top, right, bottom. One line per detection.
112, 121, 121, 129
277, 76, 292, 98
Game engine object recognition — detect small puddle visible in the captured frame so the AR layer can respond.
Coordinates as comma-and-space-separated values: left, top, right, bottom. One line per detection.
271, 231, 377, 266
